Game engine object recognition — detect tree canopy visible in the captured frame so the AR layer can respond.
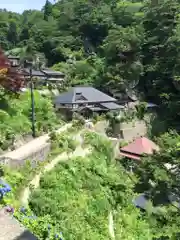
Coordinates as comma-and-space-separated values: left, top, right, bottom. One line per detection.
0, 49, 24, 92
2, 0, 180, 239
1, 0, 180, 119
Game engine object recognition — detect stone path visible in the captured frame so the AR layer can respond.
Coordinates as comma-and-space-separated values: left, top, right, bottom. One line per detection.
1, 123, 72, 162
0, 208, 37, 240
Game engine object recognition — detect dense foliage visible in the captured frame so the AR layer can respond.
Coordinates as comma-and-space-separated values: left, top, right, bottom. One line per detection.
23, 133, 153, 239
0, 49, 24, 92
16, 131, 180, 239
0, 90, 60, 151
132, 131, 180, 239
2, 0, 180, 239
3, 131, 180, 239
2, 0, 180, 128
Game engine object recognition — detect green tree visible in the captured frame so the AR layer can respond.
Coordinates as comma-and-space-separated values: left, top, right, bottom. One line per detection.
141, 0, 180, 100
134, 131, 180, 238
43, 0, 53, 21
7, 20, 19, 46
19, 27, 30, 42
101, 25, 143, 92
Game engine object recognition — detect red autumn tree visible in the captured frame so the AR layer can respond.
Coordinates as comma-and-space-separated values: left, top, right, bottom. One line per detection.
0, 48, 25, 92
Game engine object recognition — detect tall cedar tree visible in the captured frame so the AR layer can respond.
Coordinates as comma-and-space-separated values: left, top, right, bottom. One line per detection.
43, 0, 53, 21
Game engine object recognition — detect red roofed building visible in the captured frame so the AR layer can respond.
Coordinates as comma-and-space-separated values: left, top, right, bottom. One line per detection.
119, 137, 159, 160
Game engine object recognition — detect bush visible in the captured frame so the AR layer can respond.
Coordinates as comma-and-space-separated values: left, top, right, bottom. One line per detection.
135, 102, 147, 120
49, 131, 57, 142
67, 138, 77, 152
105, 111, 114, 120
92, 112, 98, 123
26, 134, 143, 240
0, 90, 61, 150
50, 132, 78, 153
72, 112, 85, 126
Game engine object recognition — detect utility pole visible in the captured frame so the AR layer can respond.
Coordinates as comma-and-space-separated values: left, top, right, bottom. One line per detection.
29, 67, 36, 138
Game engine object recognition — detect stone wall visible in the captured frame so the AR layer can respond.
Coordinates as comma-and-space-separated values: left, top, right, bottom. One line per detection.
94, 119, 148, 142
0, 123, 72, 168
108, 137, 120, 158
0, 142, 51, 168
112, 119, 148, 142
120, 120, 147, 141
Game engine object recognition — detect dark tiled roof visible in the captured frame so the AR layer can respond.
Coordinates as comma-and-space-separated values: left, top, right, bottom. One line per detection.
133, 194, 148, 209
100, 102, 124, 110
55, 90, 75, 104
55, 86, 117, 104
8, 56, 20, 60
86, 106, 103, 111
41, 69, 65, 76
23, 69, 46, 77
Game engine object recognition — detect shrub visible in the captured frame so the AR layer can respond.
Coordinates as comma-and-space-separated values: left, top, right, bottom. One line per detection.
0, 90, 61, 150
135, 102, 147, 120
92, 112, 98, 123
72, 113, 85, 126
26, 134, 140, 240
106, 111, 114, 120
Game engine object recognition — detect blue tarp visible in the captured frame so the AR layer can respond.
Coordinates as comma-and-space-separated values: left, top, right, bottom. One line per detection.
133, 194, 148, 209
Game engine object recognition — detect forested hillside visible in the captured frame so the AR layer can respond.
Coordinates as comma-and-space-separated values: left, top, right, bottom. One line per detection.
1, 0, 180, 129
2, 1, 180, 239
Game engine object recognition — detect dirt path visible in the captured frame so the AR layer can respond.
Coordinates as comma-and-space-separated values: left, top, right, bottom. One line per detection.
21, 143, 90, 207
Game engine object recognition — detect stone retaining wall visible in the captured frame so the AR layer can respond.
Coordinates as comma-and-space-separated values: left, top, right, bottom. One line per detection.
111, 119, 147, 141
0, 142, 51, 168
94, 119, 148, 142
0, 123, 72, 168
120, 120, 147, 141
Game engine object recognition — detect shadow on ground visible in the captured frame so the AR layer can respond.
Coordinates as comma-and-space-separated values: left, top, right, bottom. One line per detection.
13, 230, 38, 240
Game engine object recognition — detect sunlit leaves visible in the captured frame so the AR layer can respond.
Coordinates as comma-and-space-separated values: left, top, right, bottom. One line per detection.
29, 134, 136, 239
0, 90, 59, 151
